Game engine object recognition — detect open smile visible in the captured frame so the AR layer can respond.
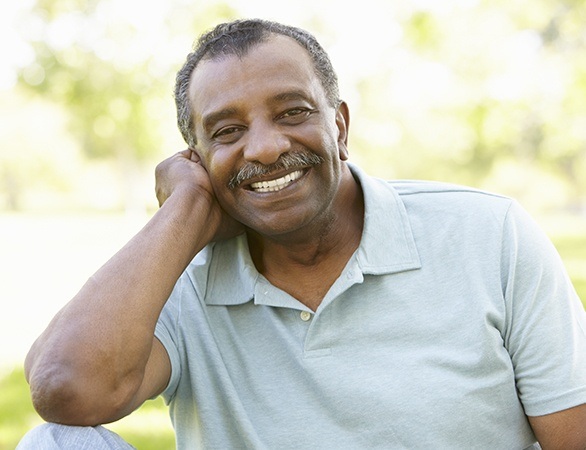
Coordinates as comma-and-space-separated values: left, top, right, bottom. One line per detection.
249, 169, 304, 193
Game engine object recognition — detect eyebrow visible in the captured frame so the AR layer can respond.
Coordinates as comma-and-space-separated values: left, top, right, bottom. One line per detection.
272, 90, 312, 103
202, 107, 239, 134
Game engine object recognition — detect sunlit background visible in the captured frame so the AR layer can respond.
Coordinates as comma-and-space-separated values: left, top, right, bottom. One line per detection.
1, 0, 585, 447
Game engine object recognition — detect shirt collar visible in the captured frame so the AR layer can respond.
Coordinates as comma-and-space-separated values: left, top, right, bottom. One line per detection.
203, 162, 421, 306
350, 163, 421, 275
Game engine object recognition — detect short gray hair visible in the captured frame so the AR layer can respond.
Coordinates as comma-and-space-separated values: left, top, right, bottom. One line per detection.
174, 19, 341, 148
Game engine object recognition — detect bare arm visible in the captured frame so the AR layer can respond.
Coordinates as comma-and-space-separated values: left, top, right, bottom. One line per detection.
529, 404, 586, 450
25, 150, 241, 425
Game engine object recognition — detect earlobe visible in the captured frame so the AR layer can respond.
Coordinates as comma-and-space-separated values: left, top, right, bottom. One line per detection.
338, 142, 349, 161
189, 147, 206, 167
336, 101, 350, 160
188, 147, 200, 162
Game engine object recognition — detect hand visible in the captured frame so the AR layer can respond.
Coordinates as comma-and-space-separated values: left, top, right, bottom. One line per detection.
155, 149, 244, 242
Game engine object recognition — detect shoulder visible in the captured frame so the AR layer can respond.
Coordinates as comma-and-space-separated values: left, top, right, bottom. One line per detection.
351, 164, 518, 237
382, 178, 515, 222
395, 179, 514, 216
351, 163, 511, 209
390, 179, 510, 203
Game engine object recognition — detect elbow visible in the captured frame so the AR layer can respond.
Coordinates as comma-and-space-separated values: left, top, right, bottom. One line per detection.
28, 363, 139, 426
30, 370, 85, 425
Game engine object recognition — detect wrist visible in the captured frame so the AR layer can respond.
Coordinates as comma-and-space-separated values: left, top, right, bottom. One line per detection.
159, 185, 221, 249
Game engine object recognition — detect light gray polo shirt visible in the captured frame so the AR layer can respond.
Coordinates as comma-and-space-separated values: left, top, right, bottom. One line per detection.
155, 164, 586, 449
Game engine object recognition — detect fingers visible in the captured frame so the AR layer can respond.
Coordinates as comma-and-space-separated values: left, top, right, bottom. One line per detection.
177, 148, 203, 165
155, 149, 206, 208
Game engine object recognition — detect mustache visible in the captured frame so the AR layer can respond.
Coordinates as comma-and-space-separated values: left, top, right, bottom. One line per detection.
228, 151, 324, 189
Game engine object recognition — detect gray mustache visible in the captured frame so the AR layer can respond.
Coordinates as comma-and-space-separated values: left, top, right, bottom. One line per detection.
228, 151, 324, 189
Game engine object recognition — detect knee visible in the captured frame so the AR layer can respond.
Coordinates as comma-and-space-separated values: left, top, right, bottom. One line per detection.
16, 423, 133, 449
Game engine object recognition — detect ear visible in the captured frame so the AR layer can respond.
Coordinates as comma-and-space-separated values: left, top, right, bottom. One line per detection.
335, 101, 350, 161
189, 146, 207, 168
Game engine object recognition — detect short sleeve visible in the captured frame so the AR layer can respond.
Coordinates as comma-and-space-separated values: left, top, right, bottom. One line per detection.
154, 277, 184, 404
501, 201, 586, 416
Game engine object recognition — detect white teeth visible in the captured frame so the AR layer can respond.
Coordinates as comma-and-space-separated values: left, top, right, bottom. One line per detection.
250, 170, 303, 193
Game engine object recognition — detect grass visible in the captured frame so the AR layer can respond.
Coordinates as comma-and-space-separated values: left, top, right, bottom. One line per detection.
1, 214, 584, 449
0, 368, 36, 449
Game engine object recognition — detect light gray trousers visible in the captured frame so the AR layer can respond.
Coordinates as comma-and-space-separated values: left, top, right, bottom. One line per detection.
17, 423, 135, 450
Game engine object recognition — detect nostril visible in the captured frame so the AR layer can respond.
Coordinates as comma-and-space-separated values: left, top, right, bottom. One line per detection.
243, 124, 291, 164
244, 142, 289, 165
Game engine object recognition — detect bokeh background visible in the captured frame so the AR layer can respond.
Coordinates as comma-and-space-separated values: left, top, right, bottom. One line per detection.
1, 0, 585, 448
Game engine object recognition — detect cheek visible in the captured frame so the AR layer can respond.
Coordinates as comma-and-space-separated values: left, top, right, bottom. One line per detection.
206, 156, 249, 214
318, 121, 345, 157
206, 150, 238, 185
209, 171, 233, 201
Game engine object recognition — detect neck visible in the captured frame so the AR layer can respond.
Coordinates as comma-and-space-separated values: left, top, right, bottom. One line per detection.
247, 165, 364, 310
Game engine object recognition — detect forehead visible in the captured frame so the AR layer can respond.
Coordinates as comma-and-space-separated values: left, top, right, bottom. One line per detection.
188, 35, 323, 122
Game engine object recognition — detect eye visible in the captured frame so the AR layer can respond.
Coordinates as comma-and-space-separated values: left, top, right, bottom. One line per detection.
212, 126, 245, 143
278, 108, 316, 123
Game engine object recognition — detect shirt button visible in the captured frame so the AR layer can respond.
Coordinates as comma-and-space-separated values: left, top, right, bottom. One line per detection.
300, 311, 312, 322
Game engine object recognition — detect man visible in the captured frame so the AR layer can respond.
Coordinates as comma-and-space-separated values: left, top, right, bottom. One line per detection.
18, 18, 586, 449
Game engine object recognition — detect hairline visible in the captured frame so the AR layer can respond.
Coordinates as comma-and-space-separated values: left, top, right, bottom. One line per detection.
175, 22, 341, 148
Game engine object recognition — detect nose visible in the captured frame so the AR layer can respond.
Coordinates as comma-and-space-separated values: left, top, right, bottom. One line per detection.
243, 121, 291, 165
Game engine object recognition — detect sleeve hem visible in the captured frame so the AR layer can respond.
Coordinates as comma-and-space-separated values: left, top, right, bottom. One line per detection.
154, 322, 179, 405
523, 386, 586, 417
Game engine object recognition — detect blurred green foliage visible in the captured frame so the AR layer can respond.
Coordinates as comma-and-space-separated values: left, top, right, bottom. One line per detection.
4, 0, 239, 212
2, 0, 585, 213
18, 0, 236, 162
349, 0, 586, 210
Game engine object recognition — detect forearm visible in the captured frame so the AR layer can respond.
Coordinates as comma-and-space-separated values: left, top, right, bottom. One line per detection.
25, 188, 217, 424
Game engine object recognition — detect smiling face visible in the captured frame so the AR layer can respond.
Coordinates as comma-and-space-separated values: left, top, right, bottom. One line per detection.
189, 34, 350, 238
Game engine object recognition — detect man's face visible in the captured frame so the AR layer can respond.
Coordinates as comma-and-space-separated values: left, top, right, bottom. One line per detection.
189, 35, 349, 238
